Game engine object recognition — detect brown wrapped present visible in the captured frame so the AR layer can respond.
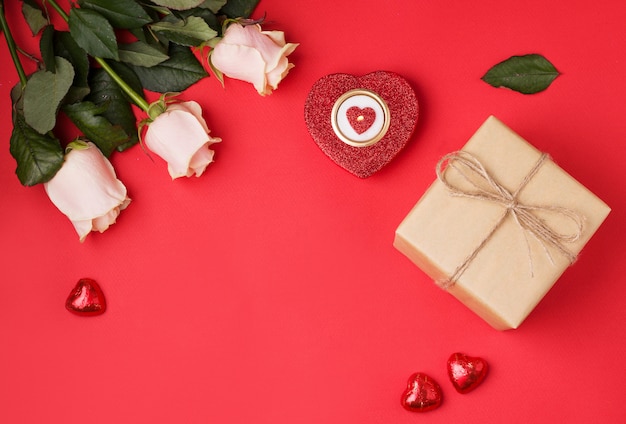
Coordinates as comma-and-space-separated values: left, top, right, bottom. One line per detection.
394, 116, 610, 330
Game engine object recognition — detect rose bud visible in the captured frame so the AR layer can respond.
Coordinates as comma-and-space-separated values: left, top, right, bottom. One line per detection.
44, 141, 130, 242
210, 23, 298, 96
143, 100, 221, 179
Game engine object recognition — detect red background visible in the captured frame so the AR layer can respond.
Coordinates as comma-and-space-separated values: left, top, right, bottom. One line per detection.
1, 0, 625, 422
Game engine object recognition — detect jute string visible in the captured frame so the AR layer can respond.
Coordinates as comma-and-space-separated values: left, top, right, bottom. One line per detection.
435, 151, 584, 290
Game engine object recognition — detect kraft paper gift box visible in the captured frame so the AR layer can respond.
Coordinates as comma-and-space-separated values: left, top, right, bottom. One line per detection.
394, 116, 610, 330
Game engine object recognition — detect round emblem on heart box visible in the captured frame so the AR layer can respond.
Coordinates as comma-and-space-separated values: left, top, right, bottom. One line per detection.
304, 71, 419, 178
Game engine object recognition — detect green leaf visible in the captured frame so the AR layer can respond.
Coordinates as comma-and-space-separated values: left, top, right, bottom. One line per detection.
199, 0, 227, 14
69, 8, 119, 60
219, 0, 260, 18
63, 101, 132, 157
105, 61, 146, 103
128, 43, 208, 92
86, 65, 141, 151
54, 31, 91, 103
78, 0, 153, 29
481, 54, 560, 94
151, 16, 217, 46
174, 6, 219, 32
40, 25, 56, 72
10, 114, 65, 186
21, 0, 48, 35
150, 0, 205, 11
119, 41, 169, 67
10, 85, 65, 186
23, 56, 75, 134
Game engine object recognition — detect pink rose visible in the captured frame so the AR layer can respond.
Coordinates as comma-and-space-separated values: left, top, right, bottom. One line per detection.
44, 141, 130, 242
144, 101, 221, 179
210, 23, 298, 96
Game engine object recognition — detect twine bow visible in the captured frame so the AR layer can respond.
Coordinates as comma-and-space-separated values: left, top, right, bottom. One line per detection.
435, 151, 584, 290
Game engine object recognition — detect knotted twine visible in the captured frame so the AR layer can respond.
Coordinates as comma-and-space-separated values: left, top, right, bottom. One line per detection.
435, 151, 584, 290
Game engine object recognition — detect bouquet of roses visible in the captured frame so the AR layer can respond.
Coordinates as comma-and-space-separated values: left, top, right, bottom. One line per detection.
0, 0, 298, 241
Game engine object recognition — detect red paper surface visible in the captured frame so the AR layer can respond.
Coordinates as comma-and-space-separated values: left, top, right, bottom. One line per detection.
1, 1, 625, 423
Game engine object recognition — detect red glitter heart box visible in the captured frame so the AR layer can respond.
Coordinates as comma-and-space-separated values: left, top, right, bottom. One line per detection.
304, 71, 419, 178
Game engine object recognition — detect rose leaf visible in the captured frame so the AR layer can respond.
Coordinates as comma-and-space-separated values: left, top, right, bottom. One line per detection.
68, 8, 119, 60
172, 7, 220, 33
128, 43, 208, 92
86, 65, 142, 151
149, 0, 206, 11
63, 101, 132, 157
150, 16, 218, 46
481, 54, 560, 94
21, 0, 47, 35
54, 31, 91, 103
40, 25, 56, 72
10, 85, 64, 186
78, 0, 152, 29
23, 56, 75, 134
119, 41, 170, 67
199, 0, 227, 14
219, 0, 261, 19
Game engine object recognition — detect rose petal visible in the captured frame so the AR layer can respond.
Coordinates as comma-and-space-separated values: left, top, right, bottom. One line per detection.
211, 43, 269, 94
261, 29, 287, 46
91, 207, 120, 232
166, 101, 210, 134
72, 219, 94, 243
266, 58, 294, 90
187, 145, 216, 177
211, 24, 298, 95
240, 26, 287, 73
44, 142, 130, 241
145, 102, 220, 179
45, 146, 128, 221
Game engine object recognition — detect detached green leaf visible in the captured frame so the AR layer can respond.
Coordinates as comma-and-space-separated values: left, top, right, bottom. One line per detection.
78, 0, 152, 29
220, 0, 260, 19
22, 0, 48, 35
23, 56, 75, 134
69, 8, 119, 60
151, 16, 217, 46
128, 43, 208, 92
63, 101, 131, 157
481, 54, 560, 94
150, 0, 205, 10
119, 41, 169, 67
10, 85, 64, 186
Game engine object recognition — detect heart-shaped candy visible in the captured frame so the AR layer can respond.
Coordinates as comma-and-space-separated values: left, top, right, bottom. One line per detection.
304, 71, 419, 178
447, 352, 488, 393
65, 278, 107, 316
401, 372, 442, 412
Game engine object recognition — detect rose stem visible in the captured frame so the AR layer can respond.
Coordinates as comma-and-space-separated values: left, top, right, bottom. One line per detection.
0, 0, 28, 87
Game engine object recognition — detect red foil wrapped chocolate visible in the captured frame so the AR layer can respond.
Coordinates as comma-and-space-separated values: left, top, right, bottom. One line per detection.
447, 352, 488, 393
401, 372, 442, 412
65, 278, 107, 316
